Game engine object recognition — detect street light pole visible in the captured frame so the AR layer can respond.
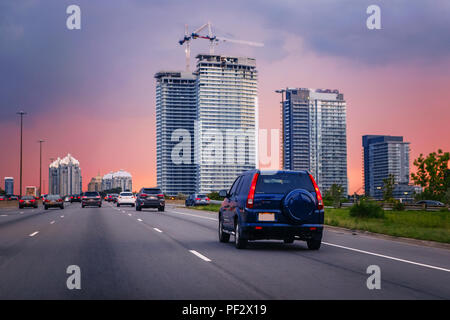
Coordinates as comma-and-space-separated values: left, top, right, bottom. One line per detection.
38, 140, 45, 197
16, 111, 27, 197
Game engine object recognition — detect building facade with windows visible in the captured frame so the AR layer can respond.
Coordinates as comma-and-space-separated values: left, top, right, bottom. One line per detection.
194, 54, 258, 194
282, 88, 348, 195
88, 175, 103, 192
4, 177, 14, 195
155, 71, 197, 196
363, 135, 411, 199
102, 170, 132, 192
48, 154, 82, 196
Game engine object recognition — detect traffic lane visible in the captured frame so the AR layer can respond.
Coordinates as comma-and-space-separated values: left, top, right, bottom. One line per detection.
0, 203, 265, 299
129, 205, 450, 299
0, 203, 75, 272
0, 202, 71, 226
170, 205, 450, 298
167, 204, 450, 271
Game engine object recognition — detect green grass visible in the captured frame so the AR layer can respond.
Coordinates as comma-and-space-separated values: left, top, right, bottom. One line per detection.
186, 204, 450, 244
326, 208, 450, 243
187, 204, 221, 212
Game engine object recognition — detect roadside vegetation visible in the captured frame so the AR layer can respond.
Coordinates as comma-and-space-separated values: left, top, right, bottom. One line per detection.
185, 203, 449, 244
325, 207, 449, 244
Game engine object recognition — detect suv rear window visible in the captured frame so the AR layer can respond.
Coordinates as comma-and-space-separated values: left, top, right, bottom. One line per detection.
143, 189, 162, 194
255, 172, 314, 194
84, 192, 99, 197
121, 192, 133, 196
47, 195, 61, 200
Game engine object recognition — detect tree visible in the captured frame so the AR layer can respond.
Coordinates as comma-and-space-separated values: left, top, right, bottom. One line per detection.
324, 184, 344, 208
0, 187, 5, 195
411, 149, 450, 201
382, 174, 395, 202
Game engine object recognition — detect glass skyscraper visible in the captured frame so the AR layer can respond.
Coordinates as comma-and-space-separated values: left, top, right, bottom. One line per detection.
362, 135, 410, 199
195, 54, 258, 194
48, 154, 82, 196
155, 71, 197, 195
282, 88, 348, 195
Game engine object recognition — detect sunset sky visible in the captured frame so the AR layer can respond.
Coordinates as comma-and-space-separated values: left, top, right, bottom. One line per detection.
1, 0, 449, 194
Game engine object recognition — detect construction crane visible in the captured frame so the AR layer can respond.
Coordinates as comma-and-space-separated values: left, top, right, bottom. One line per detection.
179, 22, 264, 71
179, 22, 212, 71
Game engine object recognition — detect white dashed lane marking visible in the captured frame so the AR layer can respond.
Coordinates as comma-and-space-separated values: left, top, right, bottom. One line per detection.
29, 231, 39, 237
189, 250, 212, 262
153, 228, 163, 233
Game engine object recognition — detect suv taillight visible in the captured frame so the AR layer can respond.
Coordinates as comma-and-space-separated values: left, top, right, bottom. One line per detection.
157, 194, 164, 198
308, 174, 324, 210
246, 172, 259, 209
140, 193, 147, 198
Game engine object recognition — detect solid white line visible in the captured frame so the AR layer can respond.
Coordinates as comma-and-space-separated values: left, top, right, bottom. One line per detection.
322, 242, 450, 273
0, 215, 7, 217
189, 250, 212, 262
153, 228, 163, 233
50, 221, 55, 224
137, 218, 143, 222
29, 231, 39, 237
173, 210, 217, 221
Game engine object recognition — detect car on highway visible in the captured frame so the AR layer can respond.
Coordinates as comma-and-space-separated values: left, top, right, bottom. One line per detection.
44, 195, 64, 210
7, 195, 19, 201
415, 200, 445, 207
185, 194, 210, 206
218, 170, 324, 250
117, 192, 136, 207
81, 191, 102, 208
0, 195, 6, 201
70, 194, 82, 203
106, 193, 119, 202
136, 188, 165, 211
19, 195, 38, 209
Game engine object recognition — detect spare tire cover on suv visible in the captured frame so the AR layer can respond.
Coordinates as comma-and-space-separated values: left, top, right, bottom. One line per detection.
282, 189, 316, 222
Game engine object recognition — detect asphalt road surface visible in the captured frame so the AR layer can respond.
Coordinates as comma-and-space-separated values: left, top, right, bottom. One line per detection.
0, 202, 449, 299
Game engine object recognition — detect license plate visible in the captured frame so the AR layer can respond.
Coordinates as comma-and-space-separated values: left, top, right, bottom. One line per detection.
258, 212, 275, 221
150, 196, 156, 200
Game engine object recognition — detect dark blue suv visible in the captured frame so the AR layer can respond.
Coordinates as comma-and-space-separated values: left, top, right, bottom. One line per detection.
218, 170, 324, 249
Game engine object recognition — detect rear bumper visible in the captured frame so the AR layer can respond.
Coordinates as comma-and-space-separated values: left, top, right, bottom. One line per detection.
45, 203, 63, 207
137, 200, 164, 208
19, 203, 37, 207
241, 223, 323, 241
118, 199, 135, 205
194, 201, 210, 206
82, 200, 101, 206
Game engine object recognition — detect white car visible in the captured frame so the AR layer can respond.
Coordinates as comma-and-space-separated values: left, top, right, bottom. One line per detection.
117, 192, 136, 207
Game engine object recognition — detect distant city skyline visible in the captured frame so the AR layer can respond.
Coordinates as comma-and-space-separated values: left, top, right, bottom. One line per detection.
1, 1, 449, 194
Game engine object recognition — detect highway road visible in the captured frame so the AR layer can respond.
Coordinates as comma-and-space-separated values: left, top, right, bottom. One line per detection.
0, 202, 449, 299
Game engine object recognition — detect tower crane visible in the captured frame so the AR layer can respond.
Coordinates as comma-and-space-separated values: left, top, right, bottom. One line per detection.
179, 22, 212, 71
179, 22, 264, 71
